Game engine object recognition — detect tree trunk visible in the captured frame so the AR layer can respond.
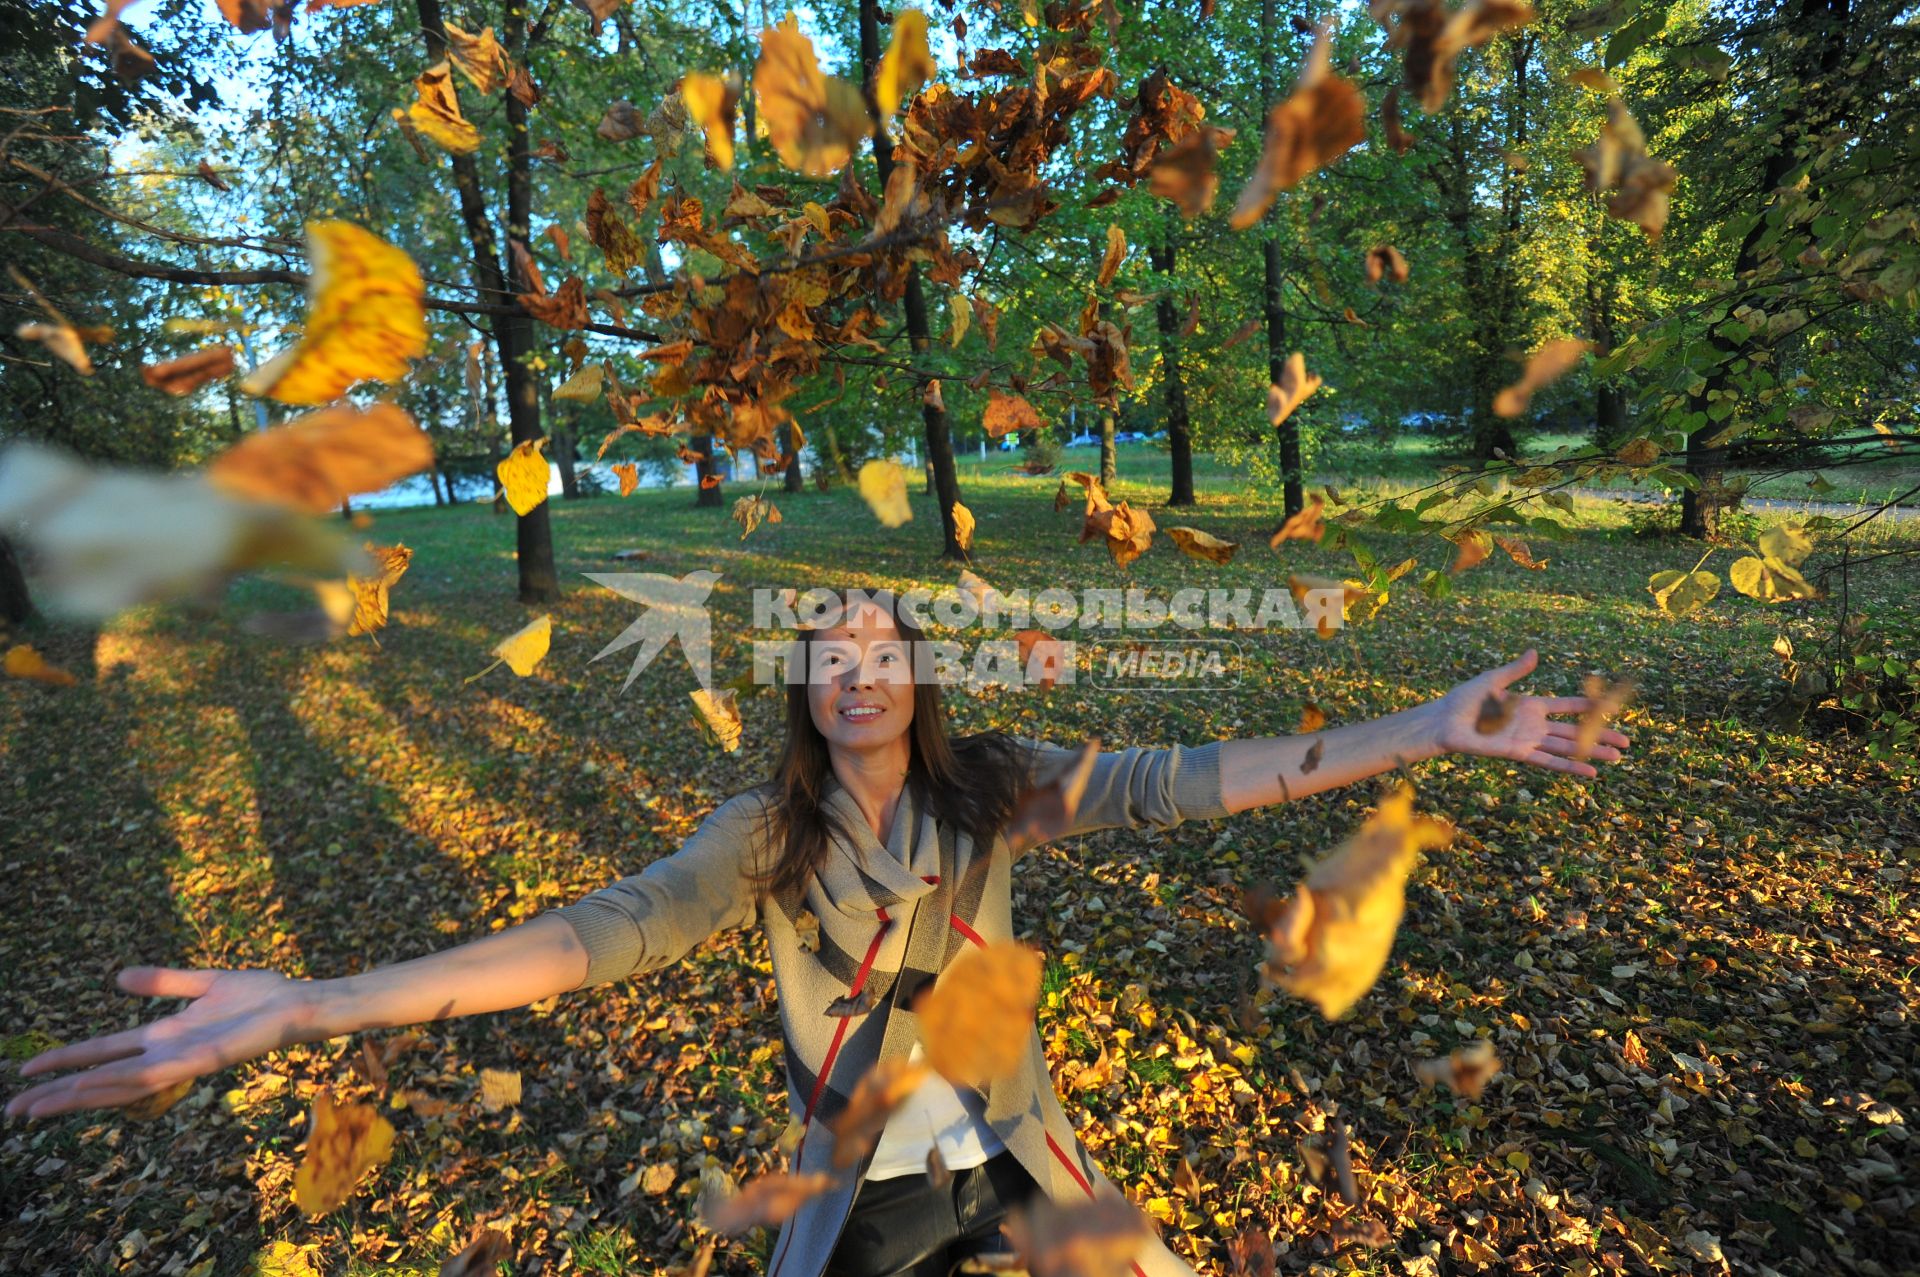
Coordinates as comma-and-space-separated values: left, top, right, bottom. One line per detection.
415, 0, 558, 603
783, 421, 804, 493
431, 459, 448, 505
860, 0, 964, 558
1152, 239, 1196, 506
1099, 409, 1117, 487
1470, 33, 1533, 462
692, 433, 723, 506
0, 535, 35, 626
1259, 0, 1302, 518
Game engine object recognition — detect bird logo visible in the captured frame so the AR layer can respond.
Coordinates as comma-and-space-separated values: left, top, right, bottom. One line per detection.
582, 569, 722, 692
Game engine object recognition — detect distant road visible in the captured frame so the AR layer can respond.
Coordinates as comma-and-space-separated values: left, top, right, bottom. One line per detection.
1564, 487, 1918, 522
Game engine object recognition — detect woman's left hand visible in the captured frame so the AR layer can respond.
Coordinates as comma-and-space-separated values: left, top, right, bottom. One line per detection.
1426, 648, 1632, 778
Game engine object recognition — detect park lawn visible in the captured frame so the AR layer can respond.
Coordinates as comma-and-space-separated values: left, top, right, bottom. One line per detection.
1, 454, 1916, 1277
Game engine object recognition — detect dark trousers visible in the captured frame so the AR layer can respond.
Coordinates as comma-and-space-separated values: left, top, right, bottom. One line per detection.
825, 1150, 1042, 1277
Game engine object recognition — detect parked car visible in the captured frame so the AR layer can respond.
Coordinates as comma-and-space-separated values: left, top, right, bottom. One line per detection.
1115, 431, 1148, 443
998, 434, 1021, 451
1065, 433, 1098, 448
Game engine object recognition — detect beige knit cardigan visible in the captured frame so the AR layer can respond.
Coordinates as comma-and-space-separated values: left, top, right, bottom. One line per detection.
550, 739, 1230, 1277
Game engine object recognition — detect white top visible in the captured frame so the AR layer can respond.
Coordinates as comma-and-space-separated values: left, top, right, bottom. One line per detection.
863, 1042, 1007, 1180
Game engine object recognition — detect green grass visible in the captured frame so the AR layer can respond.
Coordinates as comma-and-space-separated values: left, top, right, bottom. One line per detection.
2, 438, 1915, 1277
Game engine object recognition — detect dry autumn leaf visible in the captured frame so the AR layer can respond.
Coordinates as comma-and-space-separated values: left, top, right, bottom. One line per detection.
681, 71, 740, 169
1004, 1188, 1155, 1277
1269, 493, 1326, 547
141, 346, 235, 396
691, 687, 743, 752
1493, 339, 1591, 417
1378, 0, 1538, 113
440, 1228, 512, 1277
1229, 23, 1365, 230
1448, 528, 1493, 572
1574, 675, 1633, 760
875, 9, 937, 116
207, 403, 434, 515
346, 542, 412, 640
10, 267, 113, 375
951, 500, 977, 551
1412, 1040, 1502, 1098
700, 1172, 837, 1235
292, 1093, 396, 1216
1364, 244, 1409, 285
1573, 97, 1678, 240
983, 390, 1044, 439
755, 15, 873, 176
612, 461, 640, 496
1096, 224, 1127, 288
916, 941, 1044, 1087
442, 22, 507, 95
858, 458, 912, 527
827, 1057, 932, 1167
496, 437, 551, 515
1262, 783, 1454, 1018
477, 1068, 521, 1113
1015, 628, 1067, 690
1003, 739, 1100, 855
1265, 352, 1322, 428
241, 221, 427, 405
408, 62, 480, 153
1166, 526, 1238, 564
1148, 125, 1234, 219
465, 614, 552, 683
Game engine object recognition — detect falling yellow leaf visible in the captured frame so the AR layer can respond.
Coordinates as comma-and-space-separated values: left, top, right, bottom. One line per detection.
691, 687, 743, 752
858, 458, 912, 527
875, 9, 936, 116
496, 437, 551, 515
477, 1068, 521, 1113
1268, 493, 1325, 547
553, 362, 605, 403
346, 542, 412, 639
466, 614, 552, 683
240, 222, 427, 405
681, 72, 740, 169
408, 62, 480, 153
952, 500, 977, 551
292, 1093, 396, 1216
1263, 784, 1454, 1018
613, 461, 640, 496
754, 15, 873, 176
1574, 675, 1634, 760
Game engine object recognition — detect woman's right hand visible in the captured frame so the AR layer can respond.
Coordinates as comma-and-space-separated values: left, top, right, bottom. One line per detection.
5, 966, 328, 1121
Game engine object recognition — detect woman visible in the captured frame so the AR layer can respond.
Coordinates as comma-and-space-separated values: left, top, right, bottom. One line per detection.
5, 590, 1628, 1277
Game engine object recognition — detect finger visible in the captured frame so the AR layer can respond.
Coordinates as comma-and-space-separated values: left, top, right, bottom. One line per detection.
1537, 735, 1624, 763
1489, 648, 1538, 692
1523, 750, 1598, 778
16, 1028, 147, 1078
1532, 696, 1597, 716
118, 966, 222, 1000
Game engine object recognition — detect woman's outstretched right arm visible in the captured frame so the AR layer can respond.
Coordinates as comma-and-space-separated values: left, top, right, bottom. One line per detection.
5, 913, 590, 1121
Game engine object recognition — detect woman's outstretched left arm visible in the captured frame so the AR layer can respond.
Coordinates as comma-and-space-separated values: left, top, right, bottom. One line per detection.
1219, 648, 1631, 814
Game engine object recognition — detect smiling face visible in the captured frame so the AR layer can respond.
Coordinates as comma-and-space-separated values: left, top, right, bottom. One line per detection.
804, 599, 918, 758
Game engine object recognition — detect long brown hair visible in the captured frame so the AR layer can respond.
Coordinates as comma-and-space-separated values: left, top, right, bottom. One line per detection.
750, 588, 1026, 901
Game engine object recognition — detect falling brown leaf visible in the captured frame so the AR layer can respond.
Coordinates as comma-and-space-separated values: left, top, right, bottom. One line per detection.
983, 390, 1044, 439
1003, 740, 1100, 856
1493, 338, 1592, 417
1265, 352, 1322, 428
1574, 675, 1633, 760
206, 403, 434, 516
1493, 535, 1548, 570
1412, 1039, 1503, 1098
292, 1093, 396, 1216
1004, 1188, 1155, 1277
917, 942, 1045, 1087
1473, 692, 1512, 735
1448, 528, 1493, 573
682, 71, 741, 169
1382, 86, 1413, 154
1222, 317, 1263, 349
408, 62, 480, 153
1299, 702, 1328, 733
141, 346, 235, 396
1166, 526, 1239, 564
1261, 783, 1454, 1018
1364, 244, 1409, 285
1096, 224, 1127, 288
699, 1172, 837, 1234
1269, 493, 1326, 547
1378, 0, 1538, 113
755, 15, 873, 176
442, 22, 507, 95
4, 643, 79, 688
1229, 24, 1365, 230
1015, 628, 1068, 690
440, 1227, 512, 1277
827, 1057, 931, 1167
1148, 125, 1235, 218
1573, 97, 1678, 240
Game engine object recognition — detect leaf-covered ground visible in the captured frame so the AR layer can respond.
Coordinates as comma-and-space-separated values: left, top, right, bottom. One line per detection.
3, 457, 1916, 1277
